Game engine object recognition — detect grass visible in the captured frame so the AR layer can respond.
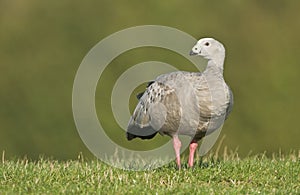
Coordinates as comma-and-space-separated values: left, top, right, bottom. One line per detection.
0, 150, 299, 194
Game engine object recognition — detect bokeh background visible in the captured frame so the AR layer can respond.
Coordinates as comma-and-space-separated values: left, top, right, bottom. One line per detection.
1, 0, 299, 160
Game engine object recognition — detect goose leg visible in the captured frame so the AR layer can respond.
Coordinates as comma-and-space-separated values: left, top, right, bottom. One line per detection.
188, 140, 198, 167
172, 135, 181, 168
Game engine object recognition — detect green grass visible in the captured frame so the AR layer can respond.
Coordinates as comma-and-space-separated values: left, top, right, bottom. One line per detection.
0, 151, 299, 194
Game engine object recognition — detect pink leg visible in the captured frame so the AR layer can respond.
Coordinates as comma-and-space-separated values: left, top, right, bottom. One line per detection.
172, 135, 182, 168
188, 140, 198, 167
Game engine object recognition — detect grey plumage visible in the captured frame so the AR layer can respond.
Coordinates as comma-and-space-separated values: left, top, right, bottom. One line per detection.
126, 37, 233, 167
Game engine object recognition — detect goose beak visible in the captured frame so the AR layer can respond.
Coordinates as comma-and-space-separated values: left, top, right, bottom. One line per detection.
189, 50, 197, 56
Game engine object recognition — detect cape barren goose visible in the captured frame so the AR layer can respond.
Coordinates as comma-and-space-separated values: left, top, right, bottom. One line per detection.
126, 38, 233, 168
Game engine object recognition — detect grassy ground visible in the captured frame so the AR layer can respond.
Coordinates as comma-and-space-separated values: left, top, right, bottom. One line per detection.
0, 151, 299, 194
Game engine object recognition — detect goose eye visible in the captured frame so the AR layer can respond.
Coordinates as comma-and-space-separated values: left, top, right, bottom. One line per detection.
204, 42, 210, 46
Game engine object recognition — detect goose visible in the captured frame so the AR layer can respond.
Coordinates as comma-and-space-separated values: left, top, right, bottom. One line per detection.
126, 38, 233, 168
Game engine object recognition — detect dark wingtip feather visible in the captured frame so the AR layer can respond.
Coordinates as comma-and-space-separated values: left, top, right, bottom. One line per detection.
136, 92, 144, 100
147, 81, 155, 87
136, 81, 155, 100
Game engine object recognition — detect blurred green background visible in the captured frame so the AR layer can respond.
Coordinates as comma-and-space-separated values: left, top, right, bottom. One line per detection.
1, 0, 299, 160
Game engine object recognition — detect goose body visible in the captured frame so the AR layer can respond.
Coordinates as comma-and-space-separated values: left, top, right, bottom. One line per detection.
126, 38, 233, 168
